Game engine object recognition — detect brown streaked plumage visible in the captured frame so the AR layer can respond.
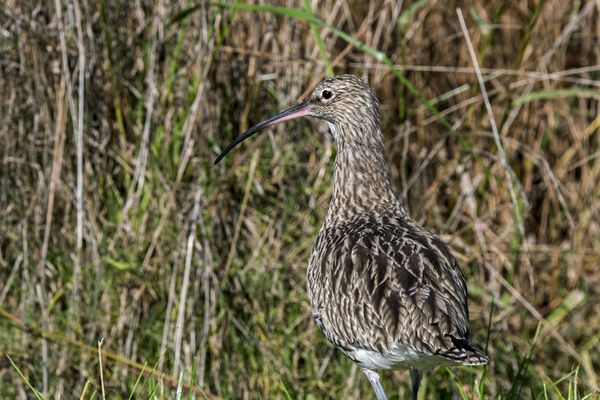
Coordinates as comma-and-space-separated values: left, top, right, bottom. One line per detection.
215, 74, 488, 400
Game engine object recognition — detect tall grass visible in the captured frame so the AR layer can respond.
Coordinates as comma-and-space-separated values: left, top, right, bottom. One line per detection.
1, 0, 599, 398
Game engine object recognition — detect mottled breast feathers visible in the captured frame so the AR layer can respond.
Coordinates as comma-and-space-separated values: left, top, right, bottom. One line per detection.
307, 214, 486, 366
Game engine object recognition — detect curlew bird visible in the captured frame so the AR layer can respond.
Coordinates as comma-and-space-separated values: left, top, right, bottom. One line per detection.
215, 75, 488, 399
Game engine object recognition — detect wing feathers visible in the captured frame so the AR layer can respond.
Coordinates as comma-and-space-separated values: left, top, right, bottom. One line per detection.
307, 215, 487, 366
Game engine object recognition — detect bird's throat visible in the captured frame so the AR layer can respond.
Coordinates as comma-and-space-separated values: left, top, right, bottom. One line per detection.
325, 132, 402, 226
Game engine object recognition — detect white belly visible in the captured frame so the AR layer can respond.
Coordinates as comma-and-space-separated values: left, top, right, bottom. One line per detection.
349, 344, 453, 370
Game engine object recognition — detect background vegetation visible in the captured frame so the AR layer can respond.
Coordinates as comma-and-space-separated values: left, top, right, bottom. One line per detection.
1, 0, 599, 398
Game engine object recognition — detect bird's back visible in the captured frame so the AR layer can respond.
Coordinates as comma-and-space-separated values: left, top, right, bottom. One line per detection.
307, 213, 488, 370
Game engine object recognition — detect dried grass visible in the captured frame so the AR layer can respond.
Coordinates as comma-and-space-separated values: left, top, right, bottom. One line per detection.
1, 0, 599, 398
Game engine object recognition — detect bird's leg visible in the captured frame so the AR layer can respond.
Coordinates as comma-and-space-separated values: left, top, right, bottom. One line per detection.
362, 369, 388, 400
410, 369, 422, 400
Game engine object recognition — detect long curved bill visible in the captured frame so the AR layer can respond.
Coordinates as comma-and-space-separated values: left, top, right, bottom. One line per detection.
214, 101, 313, 165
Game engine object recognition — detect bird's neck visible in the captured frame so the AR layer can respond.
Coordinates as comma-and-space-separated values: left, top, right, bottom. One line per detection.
325, 127, 404, 226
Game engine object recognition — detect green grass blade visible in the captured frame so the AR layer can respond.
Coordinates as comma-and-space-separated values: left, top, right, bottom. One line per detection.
304, 0, 333, 76
513, 88, 600, 106
6, 354, 46, 400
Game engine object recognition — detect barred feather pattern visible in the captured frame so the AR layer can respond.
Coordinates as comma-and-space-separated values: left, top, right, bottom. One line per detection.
308, 215, 488, 368
306, 75, 488, 371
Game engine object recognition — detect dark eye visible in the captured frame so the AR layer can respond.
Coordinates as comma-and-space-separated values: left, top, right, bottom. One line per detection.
321, 90, 333, 100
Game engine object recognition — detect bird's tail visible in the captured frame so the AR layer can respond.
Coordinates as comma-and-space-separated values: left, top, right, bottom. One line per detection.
439, 336, 489, 366
456, 347, 489, 366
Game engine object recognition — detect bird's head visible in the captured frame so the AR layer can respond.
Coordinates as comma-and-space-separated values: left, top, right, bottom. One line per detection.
214, 74, 382, 165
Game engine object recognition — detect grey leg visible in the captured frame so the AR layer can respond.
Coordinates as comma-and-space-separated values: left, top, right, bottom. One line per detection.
410, 369, 422, 400
362, 369, 388, 400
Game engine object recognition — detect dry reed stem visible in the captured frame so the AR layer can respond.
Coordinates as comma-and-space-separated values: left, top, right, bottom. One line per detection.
1, 1, 599, 397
